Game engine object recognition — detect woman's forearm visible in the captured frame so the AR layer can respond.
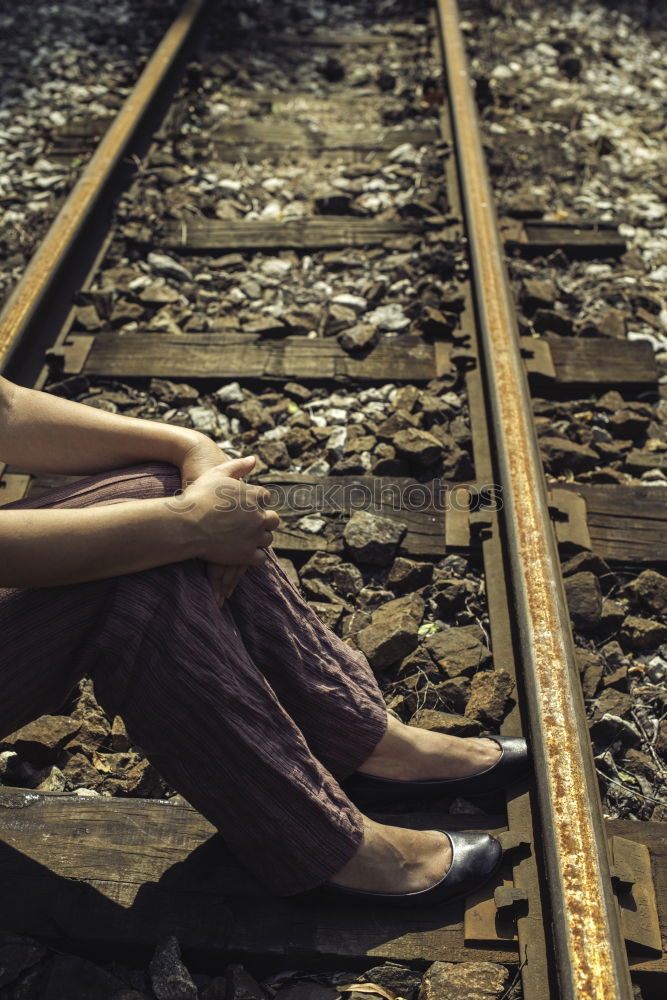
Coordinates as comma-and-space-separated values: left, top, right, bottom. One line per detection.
0, 377, 203, 476
0, 499, 198, 588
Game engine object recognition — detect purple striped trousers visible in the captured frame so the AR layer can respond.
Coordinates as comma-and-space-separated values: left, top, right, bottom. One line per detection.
0, 463, 388, 895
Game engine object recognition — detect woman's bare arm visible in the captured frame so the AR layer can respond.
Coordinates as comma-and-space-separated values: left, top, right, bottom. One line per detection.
0, 499, 195, 588
0, 379, 278, 590
0, 375, 211, 476
0, 458, 278, 589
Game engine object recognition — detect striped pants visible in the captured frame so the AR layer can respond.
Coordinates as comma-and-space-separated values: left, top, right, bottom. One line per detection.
0, 463, 388, 895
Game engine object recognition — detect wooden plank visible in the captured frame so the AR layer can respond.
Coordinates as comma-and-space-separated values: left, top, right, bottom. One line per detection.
257, 474, 448, 511
159, 218, 423, 252
505, 220, 627, 259
207, 121, 438, 158
0, 789, 512, 967
77, 333, 437, 381
9, 470, 667, 566
545, 336, 656, 387
564, 484, 667, 520
247, 476, 457, 559
272, 29, 392, 48
605, 820, 667, 978
556, 484, 667, 564
274, 509, 445, 560
1, 790, 664, 974
70, 329, 656, 390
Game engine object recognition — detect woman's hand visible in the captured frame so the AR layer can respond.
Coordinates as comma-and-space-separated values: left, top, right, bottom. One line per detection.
176, 435, 252, 607
178, 432, 231, 490
175, 456, 279, 599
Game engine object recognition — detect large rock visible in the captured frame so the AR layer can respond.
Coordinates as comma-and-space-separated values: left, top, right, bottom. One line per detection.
564, 572, 603, 632
589, 714, 642, 746
420, 961, 509, 1000
560, 550, 611, 579
539, 436, 599, 473
410, 709, 482, 737
600, 598, 626, 633
70, 677, 112, 750
224, 964, 267, 1000
521, 277, 557, 310
394, 427, 443, 466
358, 964, 422, 1000
310, 602, 346, 631
0, 716, 81, 765
40, 954, 123, 1000
61, 752, 102, 791
256, 439, 291, 469
655, 719, 667, 763
620, 615, 667, 651
151, 378, 200, 407
343, 510, 406, 565
302, 576, 344, 605
331, 562, 364, 597
398, 646, 444, 683
436, 676, 472, 714
0, 933, 46, 989
227, 398, 275, 432
625, 569, 667, 615
423, 627, 492, 677
356, 595, 424, 671
428, 574, 472, 615
387, 557, 434, 593
376, 409, 420, 441
338, 322, 379, 353
590, 687, 632, 722
149, 937, 198, 1000
575, 649, 604, 699
465, 670, 514, 725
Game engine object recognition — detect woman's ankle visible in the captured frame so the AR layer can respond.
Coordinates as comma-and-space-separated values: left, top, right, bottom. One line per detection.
328, 820, 452, 894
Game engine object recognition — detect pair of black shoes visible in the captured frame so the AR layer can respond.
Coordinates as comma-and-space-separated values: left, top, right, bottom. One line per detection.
297, 736, 530, 908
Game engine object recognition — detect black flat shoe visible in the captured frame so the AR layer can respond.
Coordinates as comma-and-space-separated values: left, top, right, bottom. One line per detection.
293, 830, 502, 908
341, 737, 530, 811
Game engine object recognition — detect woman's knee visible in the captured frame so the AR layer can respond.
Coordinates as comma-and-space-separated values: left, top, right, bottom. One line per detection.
4, 462, 181, 511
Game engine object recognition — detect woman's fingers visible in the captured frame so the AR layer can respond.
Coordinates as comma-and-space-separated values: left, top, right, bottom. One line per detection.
263, 509, 280, 530
215, 455, 256, 480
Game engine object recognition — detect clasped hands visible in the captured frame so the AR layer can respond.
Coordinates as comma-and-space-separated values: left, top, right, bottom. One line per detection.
178, 439, 279, 607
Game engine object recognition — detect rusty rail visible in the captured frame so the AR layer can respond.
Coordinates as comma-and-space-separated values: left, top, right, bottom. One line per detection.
0, 0, 210, 383
435, 1, 633, 998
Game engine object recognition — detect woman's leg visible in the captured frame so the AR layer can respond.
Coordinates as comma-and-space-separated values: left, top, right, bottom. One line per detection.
87, 557, 367, 895
226, 554, 388, 779
0, 464, 178, 734
0, 464, 368, 894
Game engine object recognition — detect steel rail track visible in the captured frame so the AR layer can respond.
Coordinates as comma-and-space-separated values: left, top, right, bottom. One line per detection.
0, 2, 661, 997
437, 1, 634, 997
0, 0, 211, 386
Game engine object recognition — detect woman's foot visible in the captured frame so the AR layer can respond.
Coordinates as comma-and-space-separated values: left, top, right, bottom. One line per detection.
329, 817, 452, 894
358, 713, 502, 782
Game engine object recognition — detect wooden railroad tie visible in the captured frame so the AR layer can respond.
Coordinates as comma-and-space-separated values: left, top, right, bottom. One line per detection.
0, 789, 664, 972
156, 217, 629, 259
2, 473, 667, 567
203, 121, 440, 160
46, 331, 657, 389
